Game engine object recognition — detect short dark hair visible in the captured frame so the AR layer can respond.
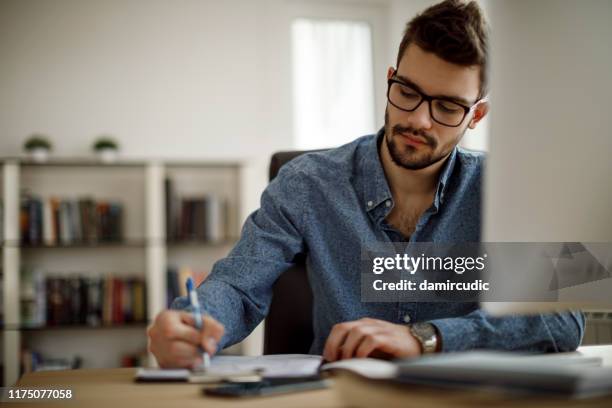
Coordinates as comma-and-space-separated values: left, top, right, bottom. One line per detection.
397, 0, 489, 98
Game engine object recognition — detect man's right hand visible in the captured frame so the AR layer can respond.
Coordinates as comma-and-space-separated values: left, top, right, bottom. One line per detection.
147, 310, 225, 368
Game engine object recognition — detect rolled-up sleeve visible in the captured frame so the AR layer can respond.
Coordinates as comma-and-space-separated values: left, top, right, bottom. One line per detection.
170, 162, 308, 349
430, 309, 585, 352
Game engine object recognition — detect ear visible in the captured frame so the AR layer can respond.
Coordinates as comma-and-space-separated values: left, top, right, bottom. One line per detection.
387, 66, 395, 80
468, 101, 489, 129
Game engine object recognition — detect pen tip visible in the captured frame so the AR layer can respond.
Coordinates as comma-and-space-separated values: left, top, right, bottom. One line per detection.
186, 277, 194, 292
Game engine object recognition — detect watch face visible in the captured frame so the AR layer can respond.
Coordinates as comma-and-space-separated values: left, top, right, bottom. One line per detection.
411, 323, 437, 353
412, 322, 435, 337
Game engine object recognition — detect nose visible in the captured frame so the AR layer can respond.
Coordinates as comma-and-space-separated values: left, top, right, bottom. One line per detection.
409, 100, 433, 130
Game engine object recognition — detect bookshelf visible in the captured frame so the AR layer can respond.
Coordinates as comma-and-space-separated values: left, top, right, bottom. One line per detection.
1, 158, 242, 386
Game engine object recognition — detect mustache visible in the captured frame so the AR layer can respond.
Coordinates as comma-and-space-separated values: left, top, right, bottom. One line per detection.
392, 125, 436, 147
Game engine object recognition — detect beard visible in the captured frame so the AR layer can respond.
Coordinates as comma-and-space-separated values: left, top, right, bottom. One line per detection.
384, 110, 465, 170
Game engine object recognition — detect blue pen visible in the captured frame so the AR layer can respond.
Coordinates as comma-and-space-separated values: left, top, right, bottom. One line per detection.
186, 277, 211, 370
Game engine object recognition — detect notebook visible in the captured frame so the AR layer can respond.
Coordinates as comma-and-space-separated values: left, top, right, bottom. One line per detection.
135, 354, 322, 383
322, 351, 611, 398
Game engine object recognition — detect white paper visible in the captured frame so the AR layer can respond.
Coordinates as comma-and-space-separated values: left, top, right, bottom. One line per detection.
321, 358, 398, 379
206, 354, 322, 378
135, 354, 322, 381
135, 368, 190, 380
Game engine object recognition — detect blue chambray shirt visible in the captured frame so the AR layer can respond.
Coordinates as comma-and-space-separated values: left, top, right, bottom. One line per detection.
171, 129, 585, 354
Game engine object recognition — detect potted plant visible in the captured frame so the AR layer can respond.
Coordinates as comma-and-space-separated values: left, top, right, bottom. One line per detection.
23, 134, 52, 162
92, 136, 120, 163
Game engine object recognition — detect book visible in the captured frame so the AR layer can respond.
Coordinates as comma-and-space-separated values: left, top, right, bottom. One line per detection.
50, 197, 60, 243
21, 268, 45, 327
323, 352, 612, 399
164, 178, 227, 243
21, 271, 145, 326
59, 201, 71, 245
19, 196, 124, 246
132, 279, 146, 323
42, 199, 53, 245
164, 177, 179, 241
0, 201, 3, 242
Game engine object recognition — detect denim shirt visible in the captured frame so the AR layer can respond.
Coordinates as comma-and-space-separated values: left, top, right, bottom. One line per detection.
171, 129, 585, 354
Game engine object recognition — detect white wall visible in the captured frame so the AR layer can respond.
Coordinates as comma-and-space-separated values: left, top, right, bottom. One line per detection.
482, 0, 612, 317
484, 0, 612, 242
0, 0, 295, 159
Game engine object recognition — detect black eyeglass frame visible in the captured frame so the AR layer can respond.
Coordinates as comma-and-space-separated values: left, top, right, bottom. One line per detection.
386, 70, 485, 128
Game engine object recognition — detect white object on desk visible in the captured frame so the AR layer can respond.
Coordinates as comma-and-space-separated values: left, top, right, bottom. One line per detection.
135, 354, 322, 383
135, 368, 191, 382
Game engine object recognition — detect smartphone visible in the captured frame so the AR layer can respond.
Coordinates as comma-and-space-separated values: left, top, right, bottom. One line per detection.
204, 376, 330, 398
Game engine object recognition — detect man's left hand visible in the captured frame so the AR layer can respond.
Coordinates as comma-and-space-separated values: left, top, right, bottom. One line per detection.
322, 318, 422, 362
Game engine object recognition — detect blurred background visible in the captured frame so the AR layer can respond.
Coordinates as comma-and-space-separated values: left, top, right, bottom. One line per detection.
0, 0, 610, 387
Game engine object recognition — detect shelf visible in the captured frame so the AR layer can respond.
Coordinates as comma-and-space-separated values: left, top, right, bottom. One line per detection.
0, 157, 243, 168
164, 161, 242, 169
2, 239, 147, 249
1, 157, 243, 386
7, 322, 149, 332
21, 240, 147, 249
1, 157, 147, 168
1, 238, 239, 249
167, 238, 239, 247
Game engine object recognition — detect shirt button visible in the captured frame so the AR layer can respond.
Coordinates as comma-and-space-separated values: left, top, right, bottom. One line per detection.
403, 314, 411, 323
385, 200, 391, 207
367, 201, 373, 207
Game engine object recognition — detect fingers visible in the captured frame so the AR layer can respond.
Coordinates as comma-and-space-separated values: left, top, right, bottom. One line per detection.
355, 335, 381, 358
178, 311, 225, 354
153, 337, 201, 369
341, 325, 377, 360
148, 312, 197, 345
166, 312, 201, 345
324, 318, 415, 361
169, 340, 200, 361
323, 321, 355, 362
147, 310, 226, 368
201, 315, 225, 354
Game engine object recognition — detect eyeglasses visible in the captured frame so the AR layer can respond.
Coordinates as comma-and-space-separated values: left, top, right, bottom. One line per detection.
387, 71, 483, 127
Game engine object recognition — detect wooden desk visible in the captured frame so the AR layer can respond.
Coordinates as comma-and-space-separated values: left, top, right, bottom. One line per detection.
14, 346, 612, 408
16, 368, 342, 408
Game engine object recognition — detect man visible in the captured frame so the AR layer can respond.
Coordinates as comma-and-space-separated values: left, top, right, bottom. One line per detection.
148, 0, 584, 368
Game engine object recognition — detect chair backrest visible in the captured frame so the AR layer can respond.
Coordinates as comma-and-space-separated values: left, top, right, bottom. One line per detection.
263, 149, 326, 354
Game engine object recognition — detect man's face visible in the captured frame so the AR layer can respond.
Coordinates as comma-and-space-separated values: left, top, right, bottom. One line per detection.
385, 43, 487, 170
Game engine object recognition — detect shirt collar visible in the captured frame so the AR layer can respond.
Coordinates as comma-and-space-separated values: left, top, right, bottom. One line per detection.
358, 127, 458, 214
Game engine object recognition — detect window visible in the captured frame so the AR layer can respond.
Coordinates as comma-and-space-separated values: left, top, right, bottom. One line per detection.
291, 19, 376, 149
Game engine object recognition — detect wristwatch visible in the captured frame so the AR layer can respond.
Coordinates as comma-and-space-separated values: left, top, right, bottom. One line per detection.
409, 322, 439, 354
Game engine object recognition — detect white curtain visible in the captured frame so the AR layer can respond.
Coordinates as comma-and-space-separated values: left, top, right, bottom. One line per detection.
292, 19, 376, 149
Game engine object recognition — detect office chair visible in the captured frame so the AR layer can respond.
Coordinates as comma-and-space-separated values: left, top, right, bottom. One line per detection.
263, 149, 326, 354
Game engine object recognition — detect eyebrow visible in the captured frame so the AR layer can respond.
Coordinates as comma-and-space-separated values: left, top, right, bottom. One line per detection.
394, 74, 475, 106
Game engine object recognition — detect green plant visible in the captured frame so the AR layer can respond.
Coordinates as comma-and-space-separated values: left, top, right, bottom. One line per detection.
24, 135, 52, 151
93, 137, 119, 151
